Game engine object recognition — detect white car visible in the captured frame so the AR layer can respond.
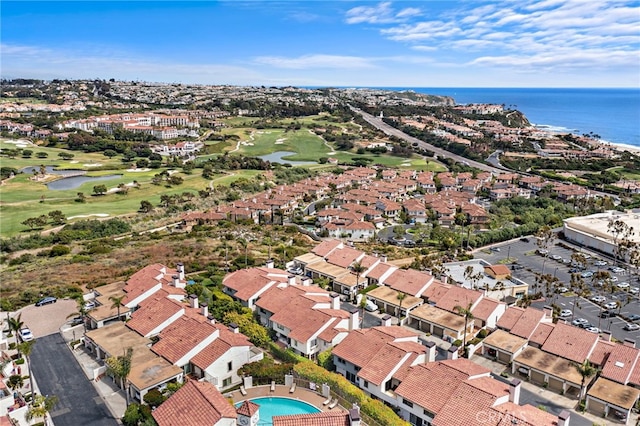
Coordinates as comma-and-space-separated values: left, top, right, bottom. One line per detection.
591, 295, 606, 303
617, 282, 630, 289
604, 302, 618, 310
19, 328, 34, 342
585, 327, 600, 334
581, 271, 594, 278
623, 323, 640, 331
559, 309, 572, 317
594, 260, 608, 266
572, 318, 588, 326
611, 267, 625, 274
364, 300, 378, 312
610, 276, 619, 283
557, 287, 569, 293
630, 287, 639, 295
550, 254, 562, 261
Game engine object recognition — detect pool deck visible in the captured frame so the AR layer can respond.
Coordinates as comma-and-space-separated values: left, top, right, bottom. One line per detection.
229, 384, 345, 413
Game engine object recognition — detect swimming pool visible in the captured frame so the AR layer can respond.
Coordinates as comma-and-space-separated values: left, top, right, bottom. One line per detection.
238, 396, 320, 424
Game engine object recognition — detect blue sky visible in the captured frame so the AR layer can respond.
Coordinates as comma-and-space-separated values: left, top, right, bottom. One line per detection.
2, 1, 639, 87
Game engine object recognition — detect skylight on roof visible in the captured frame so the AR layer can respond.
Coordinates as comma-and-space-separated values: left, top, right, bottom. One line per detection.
615, 361, 624, 368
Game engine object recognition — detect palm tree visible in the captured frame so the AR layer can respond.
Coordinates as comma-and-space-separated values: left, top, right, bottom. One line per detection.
18, 340, 36, 395
108, 295, 125, 322
453, 303, 474, 354
67, 297, 89, 332
8, 313, 24, 348
575, 359, 597, 404
351, 262, 366, 300
105, 347, 133, 406
237, 238, 249, 268
7, 374, 24, 391
26, 394, 58, 426
396, 292, 407, 325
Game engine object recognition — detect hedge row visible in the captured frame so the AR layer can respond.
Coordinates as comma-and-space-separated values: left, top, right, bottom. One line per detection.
268, 342, 308, 364
294, 361, 409, 426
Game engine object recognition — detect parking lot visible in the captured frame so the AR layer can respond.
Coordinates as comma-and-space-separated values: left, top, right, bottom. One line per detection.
476, 237, 640, 342
17, 298, 78, 338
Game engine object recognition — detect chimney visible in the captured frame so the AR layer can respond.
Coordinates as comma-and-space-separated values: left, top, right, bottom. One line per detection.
229, 323, 240, 334
558, 409, 571, 426
349, 308, 359, 331
301, 277, 311, 286
509, 378, 521, 404
177, 262, 185, 280
349, 405, 361, 426
288, 275, 296, 286
447, 345, 459, 360
601, 330, 612, 342
624, 338, 636, 348
441, 275, 449, 284
189, 294, 199, 309
543, 305, 553, 319
380, 314, 392, 327
331, 293, 340, 310
425, 341, 436, 363
201, 303, 208, 318
172, 275, 180, 287
381, 255, 387, 263
265, 259, 274, 269
207, 315, 216, 325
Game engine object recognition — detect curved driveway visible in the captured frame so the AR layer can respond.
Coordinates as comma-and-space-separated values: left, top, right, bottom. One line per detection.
30, 334, 117, 426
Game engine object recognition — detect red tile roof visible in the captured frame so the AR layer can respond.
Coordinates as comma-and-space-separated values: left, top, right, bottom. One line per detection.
152, 380, 237, 426
312, 240, 343, 257
274, 410, 351, 426
493, 402, 561, 426
152, 317, 218, 364
236, 400, 259, 417
471, 298, 502, 322
383, 269, 433, 297
588, 340, 615, 366
541, 321, 598, 363
222, 267, 289, 301
528, 322, 555, 347
509, 307, 546, 339
601, 344, 640, 384
324, 246, 364, 268
126, 291, 184, 337
496, 306, 525, 331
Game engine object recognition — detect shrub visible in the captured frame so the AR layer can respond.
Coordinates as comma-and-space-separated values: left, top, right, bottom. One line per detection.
478, 329, 489, 338
143, 389, 165, 407
452, 339, 462, 347
317, 348, 335, 372
294, 361, 409, 426
49, 245, 71, 257
15, 358, 25, 365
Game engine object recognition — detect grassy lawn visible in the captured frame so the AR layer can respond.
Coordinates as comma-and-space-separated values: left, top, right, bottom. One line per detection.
1, 140, 123, 170
618, 168, 640, 180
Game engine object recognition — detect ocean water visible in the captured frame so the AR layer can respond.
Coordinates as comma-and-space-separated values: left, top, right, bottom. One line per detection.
380, 88, 640, 148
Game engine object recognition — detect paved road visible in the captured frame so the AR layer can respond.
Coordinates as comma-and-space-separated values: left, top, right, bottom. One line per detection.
30, 334, 118, 426
351, 106, 503, 173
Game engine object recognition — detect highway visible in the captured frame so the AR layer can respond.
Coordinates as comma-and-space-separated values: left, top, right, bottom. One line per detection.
350, 106, 503, 174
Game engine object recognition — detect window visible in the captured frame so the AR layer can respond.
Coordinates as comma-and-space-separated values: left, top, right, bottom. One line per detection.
222, 377, 232, 387
363, 380, 368, 389
346, 371, 356, 383
227, 361, 233, 372
403, 398, 413, 408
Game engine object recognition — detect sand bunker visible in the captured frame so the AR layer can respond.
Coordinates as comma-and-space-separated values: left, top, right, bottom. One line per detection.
275, 138, 287, 145
68, 213, 110, 220
126, 168, 151, 172
84, 163, 102, 167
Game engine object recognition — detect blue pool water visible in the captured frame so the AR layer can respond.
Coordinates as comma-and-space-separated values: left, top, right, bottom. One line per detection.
237, 396, 320, 425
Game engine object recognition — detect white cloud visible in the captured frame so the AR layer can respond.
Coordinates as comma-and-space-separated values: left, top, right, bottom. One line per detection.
345, 2, 422, 24
253, 54, 375, 70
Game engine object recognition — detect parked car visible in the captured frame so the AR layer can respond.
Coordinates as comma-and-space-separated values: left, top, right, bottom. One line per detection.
630, 287, 639, 295
536, 249, 548, 256
590, 295, 606, 303
490, 247, 501, 252
585, 326, 601, 334
626, 314, 640, 322
599, 310, 616, 318
19, 328, 34, 342
364, 300, 378, 312
557, 287, 569, 293
623, 323, 640, 331
610, 276, 619, 283
550, 254, 562, 261
604, 302, 618, 310
616, 282, 630, 289
579, 322, 595, 329
69, 316, 84, 326
581, 271, 593, 278
594, 260, 608, 266
559, 309, 572, 317
572, 318, 588, 327
611, 267, 626, 274
511, 264, 524, 270
35, 296, 57, 306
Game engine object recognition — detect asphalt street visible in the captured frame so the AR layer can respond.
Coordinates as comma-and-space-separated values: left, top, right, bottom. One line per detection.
30, 334, 118, 426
